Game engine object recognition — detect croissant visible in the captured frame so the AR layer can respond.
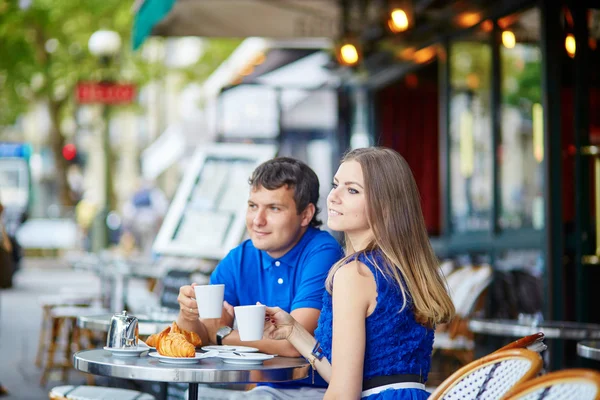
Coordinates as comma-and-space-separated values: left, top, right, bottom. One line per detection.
171, 322, 202, 347
156, 328, 196, 358
146, 326, 171, 347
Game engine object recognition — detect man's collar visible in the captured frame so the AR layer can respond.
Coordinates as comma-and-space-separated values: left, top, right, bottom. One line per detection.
260, 227, 316, 269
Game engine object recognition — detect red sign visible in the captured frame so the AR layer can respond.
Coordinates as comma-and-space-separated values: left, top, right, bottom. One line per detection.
76, 82, 136, 104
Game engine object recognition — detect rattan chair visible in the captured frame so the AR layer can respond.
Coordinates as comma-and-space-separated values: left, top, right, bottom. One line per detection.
503, 369, 600, 400
494, 332, 547, 354
428, 349, 543, 400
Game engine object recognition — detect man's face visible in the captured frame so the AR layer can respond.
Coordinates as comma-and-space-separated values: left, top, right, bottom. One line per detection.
245, 185, 313, 258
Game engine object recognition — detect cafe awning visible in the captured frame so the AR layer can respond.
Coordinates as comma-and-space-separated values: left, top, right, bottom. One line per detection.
132, 0, 340, 50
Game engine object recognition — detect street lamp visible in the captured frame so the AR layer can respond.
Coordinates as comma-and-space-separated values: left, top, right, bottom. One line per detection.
88, 29, 121, 252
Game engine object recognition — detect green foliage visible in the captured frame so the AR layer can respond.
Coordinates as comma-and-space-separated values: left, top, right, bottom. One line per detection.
0, 0, 240, 206
0, 0, 161, 125
179, 39, 242, 85
450, 41, 492, 92
0, 0, 238, 126
501, 46, 542, 111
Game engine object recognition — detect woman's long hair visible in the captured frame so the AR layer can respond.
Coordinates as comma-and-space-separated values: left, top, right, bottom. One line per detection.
325, 147, 454, 327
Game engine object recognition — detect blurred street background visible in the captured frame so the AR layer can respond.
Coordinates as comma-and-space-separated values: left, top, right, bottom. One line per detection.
1, 0, 600, 398
0, 258, 100, 399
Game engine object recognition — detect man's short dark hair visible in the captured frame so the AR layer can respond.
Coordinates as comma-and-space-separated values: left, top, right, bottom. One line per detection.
249, 157, 322, 228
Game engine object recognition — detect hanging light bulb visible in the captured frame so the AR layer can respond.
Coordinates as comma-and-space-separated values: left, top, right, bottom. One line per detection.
565, 34, 576, 58
389, 8, 409, 32
336, 41, 360, 67
387, 1, 413, 33
502, 30, 516, 49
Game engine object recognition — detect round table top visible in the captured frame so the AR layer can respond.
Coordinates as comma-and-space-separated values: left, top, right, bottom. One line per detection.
577, 341, 600, 361
468, 318, 600, 340
73, 349, 309, 384
77, 313, 177, 336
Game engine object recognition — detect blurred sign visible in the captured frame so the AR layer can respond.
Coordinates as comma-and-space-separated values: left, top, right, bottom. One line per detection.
76, 82, 136, 104
0, 142, 32, 159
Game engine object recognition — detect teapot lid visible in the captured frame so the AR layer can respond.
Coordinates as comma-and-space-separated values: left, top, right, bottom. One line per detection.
113, 310, 135, 321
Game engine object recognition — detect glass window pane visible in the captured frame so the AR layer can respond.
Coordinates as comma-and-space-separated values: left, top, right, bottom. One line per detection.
449, 32, 493, 232
499, 8, 544, 230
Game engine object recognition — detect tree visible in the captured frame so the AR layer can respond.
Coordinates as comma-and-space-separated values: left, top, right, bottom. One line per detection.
0, 0, 239, 208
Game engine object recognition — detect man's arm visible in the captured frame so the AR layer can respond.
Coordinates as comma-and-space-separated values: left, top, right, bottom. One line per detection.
176, 283, 211, 345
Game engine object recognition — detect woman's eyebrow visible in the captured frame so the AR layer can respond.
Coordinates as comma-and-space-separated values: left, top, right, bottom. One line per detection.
345, 181, 364, 189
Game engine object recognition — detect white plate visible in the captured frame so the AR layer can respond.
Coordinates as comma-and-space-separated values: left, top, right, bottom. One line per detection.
201, 345, 259, 353
148, 350, 219, 364
138, 340, 155, 350
217, 352, 275, 365
103, 346, 148, 357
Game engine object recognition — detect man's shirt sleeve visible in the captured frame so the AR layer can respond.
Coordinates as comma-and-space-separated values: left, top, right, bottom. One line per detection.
290, 243, 342, 311
209, 249, 240, 307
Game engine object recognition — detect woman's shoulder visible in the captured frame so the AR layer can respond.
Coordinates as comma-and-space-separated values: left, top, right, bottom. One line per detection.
333, 259, 378, 297
335, 258, 374, 282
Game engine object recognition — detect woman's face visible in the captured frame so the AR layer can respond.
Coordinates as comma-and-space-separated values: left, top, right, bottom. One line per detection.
327, 160, 372, 246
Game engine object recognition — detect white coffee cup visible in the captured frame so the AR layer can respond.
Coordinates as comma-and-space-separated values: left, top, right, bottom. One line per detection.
194, 284, 225, 319
234, 305, 266, 341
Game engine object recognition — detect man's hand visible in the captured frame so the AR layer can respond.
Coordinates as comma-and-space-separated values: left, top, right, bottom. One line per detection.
203, 300, 235, 343
177, 283, 199, 322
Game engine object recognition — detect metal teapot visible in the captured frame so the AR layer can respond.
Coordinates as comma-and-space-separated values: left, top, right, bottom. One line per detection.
106, 310, 139, 349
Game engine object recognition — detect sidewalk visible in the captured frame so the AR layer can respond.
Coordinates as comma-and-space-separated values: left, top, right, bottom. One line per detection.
0, 257, 100, 400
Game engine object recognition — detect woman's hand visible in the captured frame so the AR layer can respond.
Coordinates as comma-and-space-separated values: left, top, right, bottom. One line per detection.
263, 304, 297, 341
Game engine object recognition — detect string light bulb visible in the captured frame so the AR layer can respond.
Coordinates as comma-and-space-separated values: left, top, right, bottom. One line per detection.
387, 1, 413, 34
502, 30, 516, 49
389, 8, 409, 32
336, 42, 360, 66
565, 34, 576, 58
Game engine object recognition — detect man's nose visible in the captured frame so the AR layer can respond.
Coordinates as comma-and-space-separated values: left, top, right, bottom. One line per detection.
253, 209, 267, 226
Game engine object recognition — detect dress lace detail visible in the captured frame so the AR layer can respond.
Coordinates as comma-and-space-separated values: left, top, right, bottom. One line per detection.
314, 251, 433, 399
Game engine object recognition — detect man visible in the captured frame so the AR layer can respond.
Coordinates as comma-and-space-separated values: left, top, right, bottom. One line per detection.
177, 157, 342, 399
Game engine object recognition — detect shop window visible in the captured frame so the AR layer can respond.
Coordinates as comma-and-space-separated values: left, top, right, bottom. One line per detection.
449, 32, 492, 232
499, 8, 544, 230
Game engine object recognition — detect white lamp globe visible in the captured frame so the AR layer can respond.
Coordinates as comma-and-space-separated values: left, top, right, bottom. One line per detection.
88, 30, 122, 57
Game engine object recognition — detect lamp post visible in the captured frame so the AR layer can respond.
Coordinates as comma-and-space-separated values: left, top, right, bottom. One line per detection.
88, 30, 121, 251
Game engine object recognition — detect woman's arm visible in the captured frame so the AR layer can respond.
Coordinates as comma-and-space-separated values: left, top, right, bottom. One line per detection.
324, 260, 377, 399
263, 260, 376, 396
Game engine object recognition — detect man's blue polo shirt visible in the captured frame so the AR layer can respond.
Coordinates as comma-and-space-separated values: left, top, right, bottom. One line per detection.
210, 226, 342, 388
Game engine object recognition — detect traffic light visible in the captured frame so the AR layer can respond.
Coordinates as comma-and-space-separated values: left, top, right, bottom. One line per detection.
62, 143, 77, 162
62, 143, 86, 166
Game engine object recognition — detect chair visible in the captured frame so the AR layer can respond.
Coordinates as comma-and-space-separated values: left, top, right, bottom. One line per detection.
49, 385, 155, 400
434, 264, 494, 366
494, 332, 547, 354
39, 306, 108, 386
428, 348, 543, 400
503, 369, 600, 400
35, 294, 98, 368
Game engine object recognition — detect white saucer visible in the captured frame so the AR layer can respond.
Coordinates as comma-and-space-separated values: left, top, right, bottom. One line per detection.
148, 350, 219, 364
201, 345, 259, 353
138, 341, 156, 351
103, 346, 148, 357
217, 352, 275, 365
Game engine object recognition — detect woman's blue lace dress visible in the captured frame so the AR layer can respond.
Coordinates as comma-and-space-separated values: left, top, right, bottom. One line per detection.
314, 251, 433, 399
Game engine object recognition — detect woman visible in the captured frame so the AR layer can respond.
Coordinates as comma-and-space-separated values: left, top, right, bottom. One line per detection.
263, 147, 455, 399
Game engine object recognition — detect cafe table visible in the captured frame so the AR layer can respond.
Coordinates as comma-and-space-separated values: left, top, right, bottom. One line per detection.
468, 318, 600, 369
577, 341, 600, 361
468, 318, 600, 340
73, 349, 310, 400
